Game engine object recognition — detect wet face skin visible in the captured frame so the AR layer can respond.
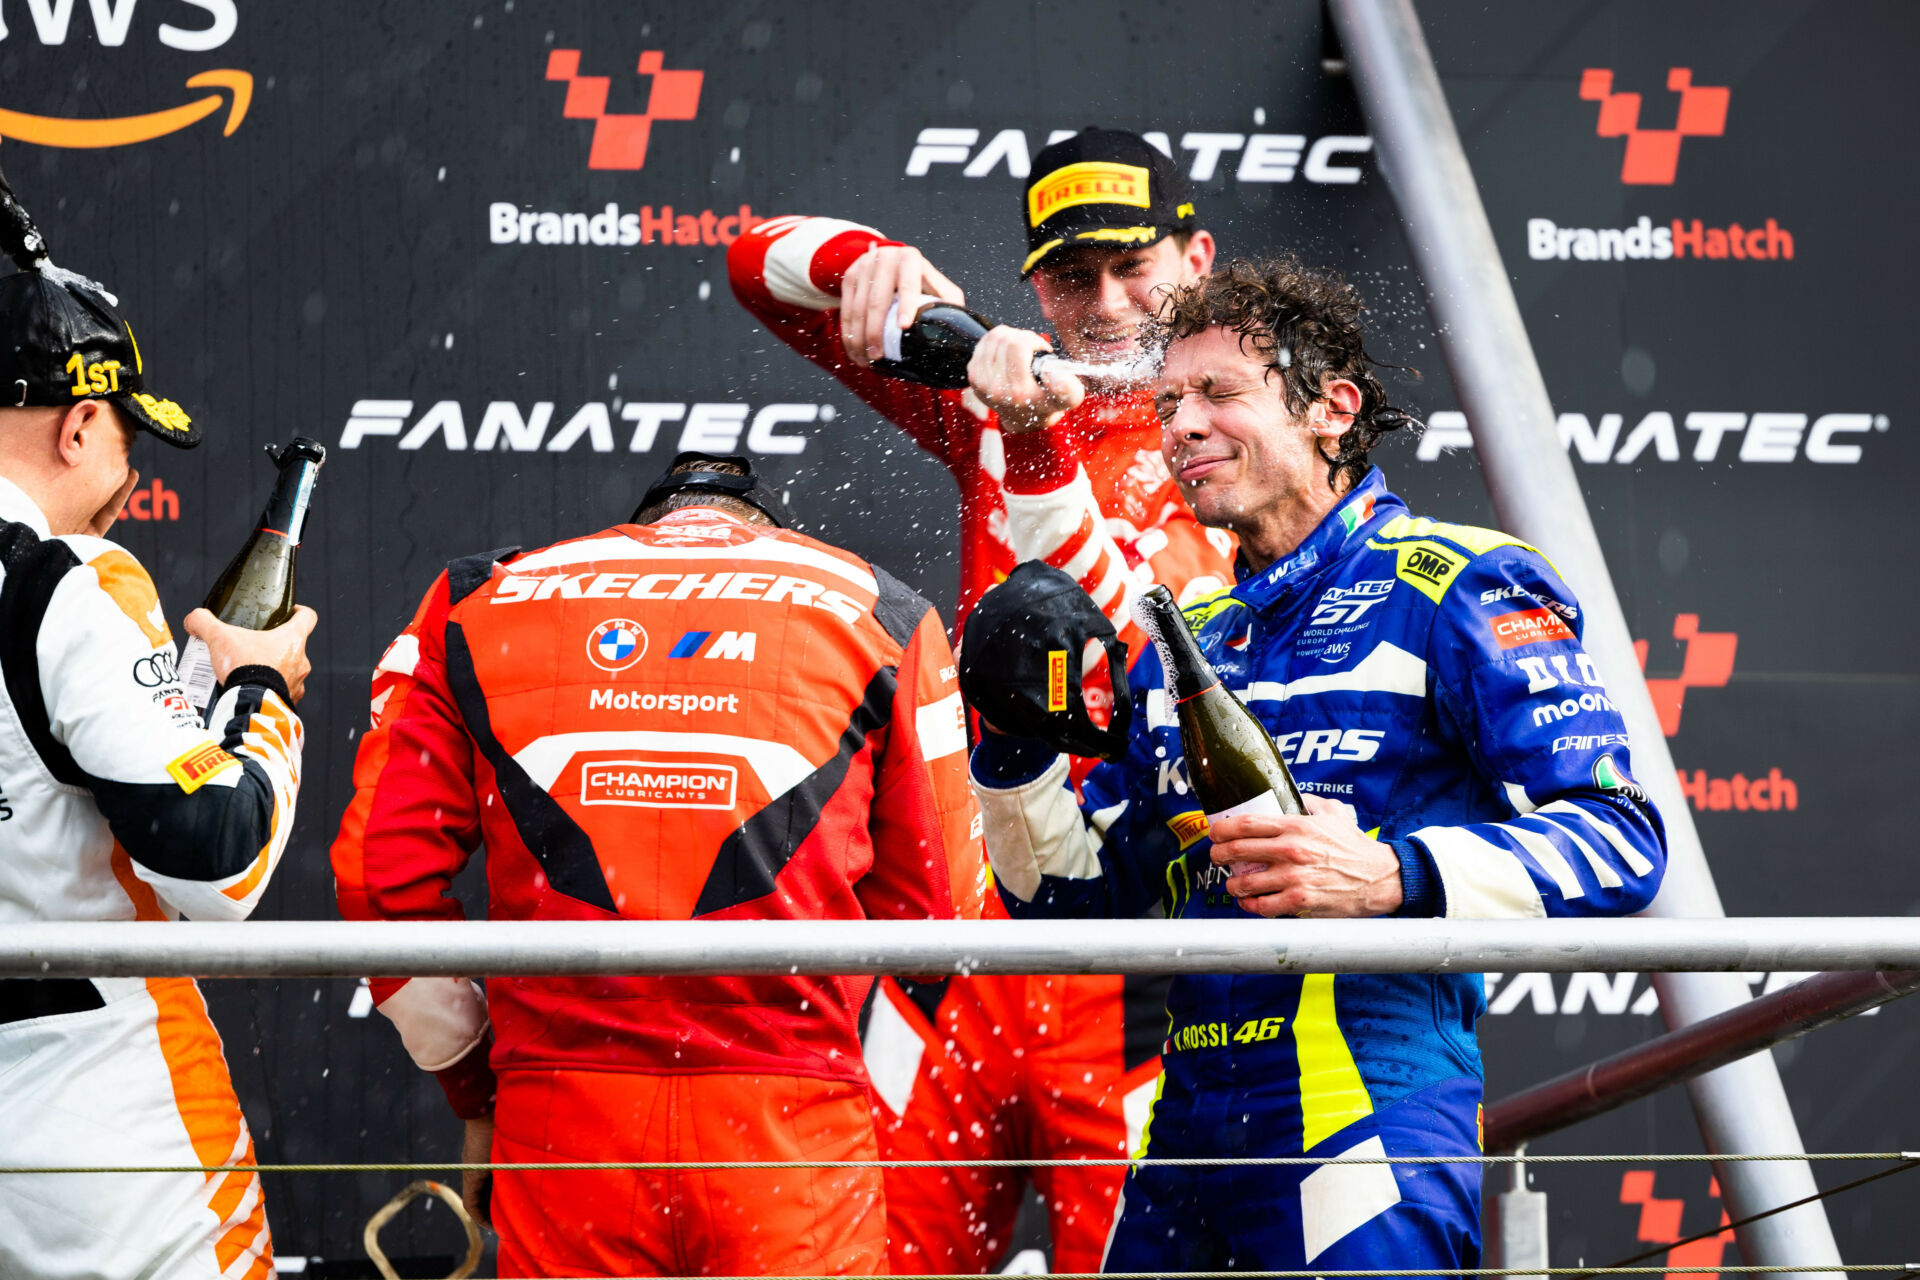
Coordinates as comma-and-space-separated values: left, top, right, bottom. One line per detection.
1029, 231, 1214, 365
1155, 325, 1360, 570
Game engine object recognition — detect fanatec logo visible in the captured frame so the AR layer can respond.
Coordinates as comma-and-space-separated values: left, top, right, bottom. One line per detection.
338, 399, 829, 456
1417, 411, 1890, 465
904, 128, 1373, 186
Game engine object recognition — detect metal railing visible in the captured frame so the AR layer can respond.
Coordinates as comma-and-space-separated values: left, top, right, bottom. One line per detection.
1486, 969, 1920, 1153
4, 917, 1920, 979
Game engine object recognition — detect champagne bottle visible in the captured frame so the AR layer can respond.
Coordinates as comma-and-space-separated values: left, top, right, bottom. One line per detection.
872, 298, 1060, 389
176, 437, 326, 716
1134, 585, 1304, 872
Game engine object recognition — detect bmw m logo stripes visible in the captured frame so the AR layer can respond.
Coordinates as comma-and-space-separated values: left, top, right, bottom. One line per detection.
669, 630, 757, 660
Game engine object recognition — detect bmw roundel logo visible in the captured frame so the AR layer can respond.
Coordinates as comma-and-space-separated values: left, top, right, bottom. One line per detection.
587, 618, 648, 673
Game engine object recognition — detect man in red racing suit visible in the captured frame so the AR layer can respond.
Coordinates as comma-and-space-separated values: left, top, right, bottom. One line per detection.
727, 128, 1234, 1273
331, 458, 988, 1278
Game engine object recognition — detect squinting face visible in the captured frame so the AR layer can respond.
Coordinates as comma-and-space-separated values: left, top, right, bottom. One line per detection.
1029, 235, 1210, 365
1154, 326, 1323, 532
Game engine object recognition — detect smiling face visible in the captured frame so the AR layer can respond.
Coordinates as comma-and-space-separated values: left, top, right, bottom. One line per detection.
1029, 232, 1214, 365
1155, 325, 1360, 568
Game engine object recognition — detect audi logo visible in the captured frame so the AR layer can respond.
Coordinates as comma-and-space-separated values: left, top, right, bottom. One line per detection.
132, 652, 179, 687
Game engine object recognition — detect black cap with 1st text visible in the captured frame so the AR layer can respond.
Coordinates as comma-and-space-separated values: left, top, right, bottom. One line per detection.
0, 165, 200, 448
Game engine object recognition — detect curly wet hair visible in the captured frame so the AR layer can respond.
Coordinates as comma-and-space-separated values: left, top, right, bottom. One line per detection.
1156, 256, 1418, 493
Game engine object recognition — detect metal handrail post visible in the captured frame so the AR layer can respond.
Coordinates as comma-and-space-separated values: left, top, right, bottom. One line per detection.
1484, 1147, 1549, 1280
1485, 969, 1920, 1152
1324, 0, 1842, 1268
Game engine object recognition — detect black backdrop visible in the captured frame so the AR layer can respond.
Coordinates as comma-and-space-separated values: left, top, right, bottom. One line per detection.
6, 0, 1915, 1267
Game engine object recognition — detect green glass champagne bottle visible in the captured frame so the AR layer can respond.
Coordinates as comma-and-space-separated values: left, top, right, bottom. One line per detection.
872, 298, 1068, 389
1134, 585, 1304, 868
175, 437, 326, 716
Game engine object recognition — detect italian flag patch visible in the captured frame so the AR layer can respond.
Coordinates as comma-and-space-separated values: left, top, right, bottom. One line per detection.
1338, 493, 1376, 534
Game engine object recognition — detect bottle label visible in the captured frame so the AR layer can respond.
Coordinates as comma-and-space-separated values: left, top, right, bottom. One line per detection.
880, 298, 906, 363
177, 635, 218, 718
1207, 789, 1283, 878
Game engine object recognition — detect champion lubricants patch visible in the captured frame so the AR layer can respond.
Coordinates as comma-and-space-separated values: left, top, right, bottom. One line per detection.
1491, 607, 1576, 649
1027, 161, 1150, 226
580, 756, 738, 809
166, 742, 240, 793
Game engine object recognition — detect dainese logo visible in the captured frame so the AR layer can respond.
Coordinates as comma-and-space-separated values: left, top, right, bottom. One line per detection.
546, 48, 702, 170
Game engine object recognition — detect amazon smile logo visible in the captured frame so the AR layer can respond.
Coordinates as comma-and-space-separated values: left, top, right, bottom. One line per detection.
0, 0, 250, 149
0, 70, 251, 148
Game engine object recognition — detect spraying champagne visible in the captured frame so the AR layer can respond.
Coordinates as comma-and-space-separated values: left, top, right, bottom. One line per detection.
176, 437, 326, 716
872, 298, 1156, 390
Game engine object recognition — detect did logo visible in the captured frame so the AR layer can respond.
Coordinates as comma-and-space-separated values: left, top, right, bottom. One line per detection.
588, 619, 647, 673
0, 1, 249, 150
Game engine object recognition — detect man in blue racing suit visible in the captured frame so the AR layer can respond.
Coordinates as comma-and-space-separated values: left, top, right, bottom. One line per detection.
968, 258, 1667, 1272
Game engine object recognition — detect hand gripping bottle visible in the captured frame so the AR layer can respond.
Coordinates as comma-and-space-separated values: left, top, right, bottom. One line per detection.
1134, 585, 1304, 872
175, 437, 326, 717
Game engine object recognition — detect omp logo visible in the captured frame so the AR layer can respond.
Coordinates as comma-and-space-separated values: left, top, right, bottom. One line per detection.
907, 127, 1373, 186
546, 49, 701, 170
1397, 545, 1462, 597
1417, 411, 1890, 465
0, 2, 247, 150
339, 399, 827, 456
1579, 68, 1728, 185
669, 630, 756, 660
580, 756, 737, 809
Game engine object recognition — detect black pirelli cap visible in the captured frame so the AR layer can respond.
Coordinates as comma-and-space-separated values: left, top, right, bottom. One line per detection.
0, 165, 200, 448
1020, 127, 1198, 277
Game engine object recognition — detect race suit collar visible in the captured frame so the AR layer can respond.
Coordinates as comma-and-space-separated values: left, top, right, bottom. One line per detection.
0, 474, 52, 537
1229, 467, 1403, 615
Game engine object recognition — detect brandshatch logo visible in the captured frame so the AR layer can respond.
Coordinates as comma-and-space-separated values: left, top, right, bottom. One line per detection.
1578, 67, 1729, 185
546, 48, 702, 170
1526, 65, 1788, 265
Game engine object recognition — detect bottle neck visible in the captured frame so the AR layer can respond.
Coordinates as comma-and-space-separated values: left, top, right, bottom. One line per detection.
260, 457, 320, 545
1141, 592, 1220, 703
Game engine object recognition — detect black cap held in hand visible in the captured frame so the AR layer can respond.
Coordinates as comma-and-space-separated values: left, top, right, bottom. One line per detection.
0, 161, 200, 447
958, 561, 1133, 761
1019, 127, 1198, 276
